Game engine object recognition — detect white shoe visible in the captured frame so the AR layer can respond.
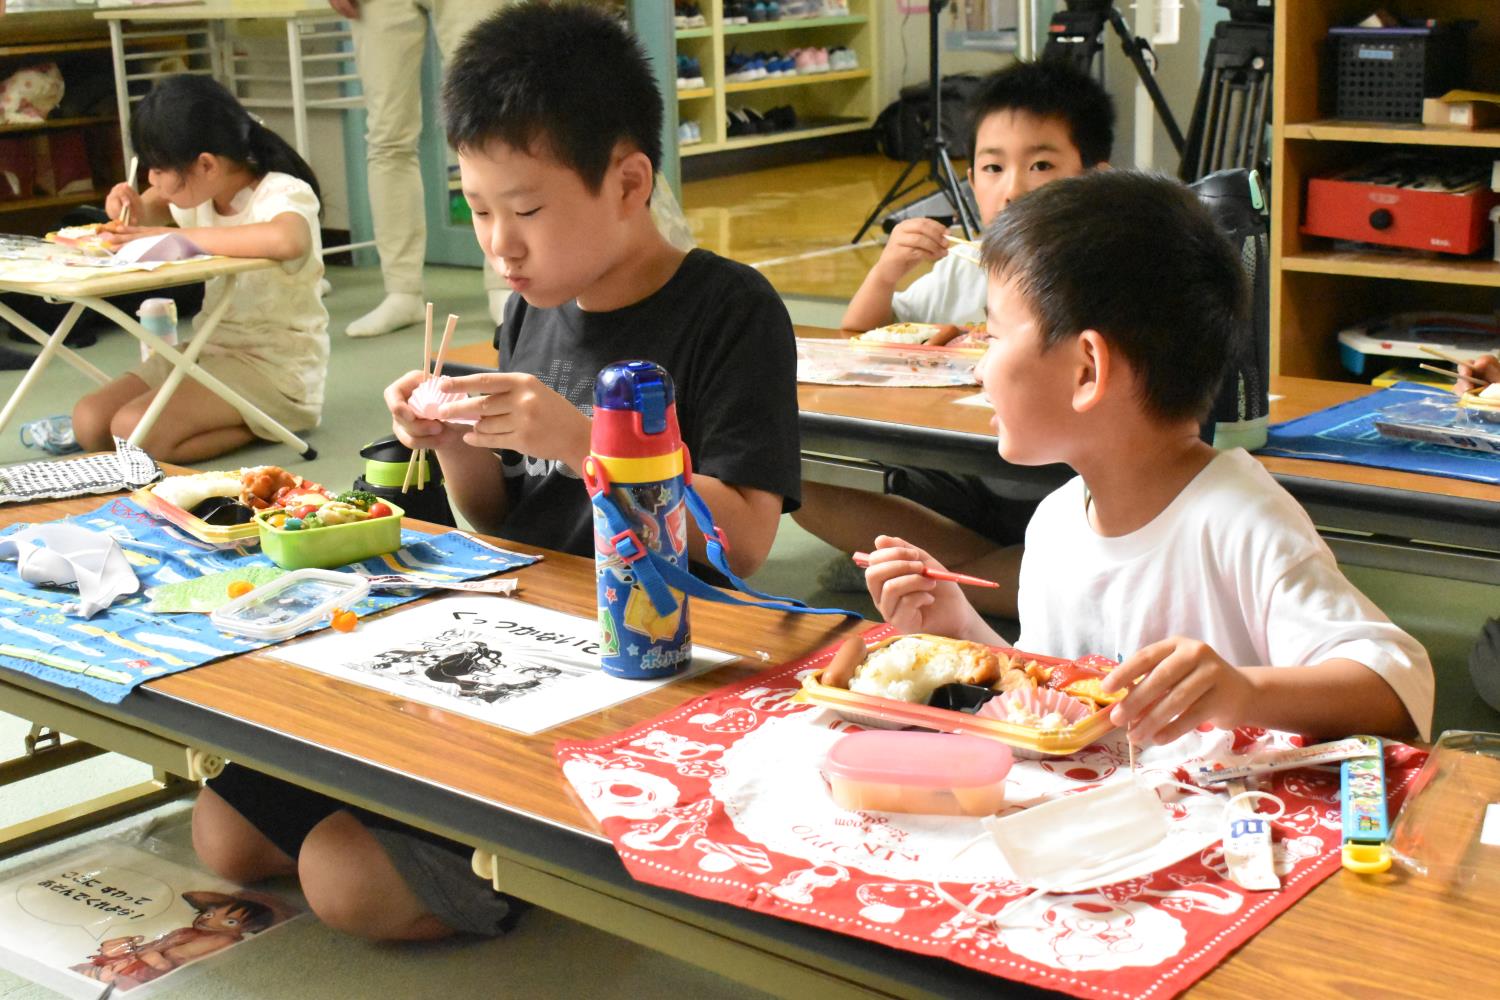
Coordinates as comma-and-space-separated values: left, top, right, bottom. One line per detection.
488, 288, 511, 326
345, 292, 425, 338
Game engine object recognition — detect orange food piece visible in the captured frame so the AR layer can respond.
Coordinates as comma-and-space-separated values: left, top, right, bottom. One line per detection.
330, 609, 358, 633
226, 580, 254, 599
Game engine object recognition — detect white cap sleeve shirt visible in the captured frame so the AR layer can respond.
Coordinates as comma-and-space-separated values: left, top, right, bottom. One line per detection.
1015, 448, 1435, 741
889, 252, 989, 326
167, 172, 330, 418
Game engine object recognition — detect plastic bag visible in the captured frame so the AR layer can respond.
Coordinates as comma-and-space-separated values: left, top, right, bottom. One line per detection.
1387, 730, 1500, 893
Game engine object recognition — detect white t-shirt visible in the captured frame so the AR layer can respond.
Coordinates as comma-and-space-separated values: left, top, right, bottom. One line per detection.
169, 172, 329, 411
890, 252, 988, 325
1016, 448, 1434, 740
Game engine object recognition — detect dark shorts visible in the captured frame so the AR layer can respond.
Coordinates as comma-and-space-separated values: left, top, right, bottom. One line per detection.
208, 763, 525, 937
892, 468, 1039, 547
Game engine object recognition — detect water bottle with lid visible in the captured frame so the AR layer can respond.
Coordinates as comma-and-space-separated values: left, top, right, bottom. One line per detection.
136, 297, 178, 364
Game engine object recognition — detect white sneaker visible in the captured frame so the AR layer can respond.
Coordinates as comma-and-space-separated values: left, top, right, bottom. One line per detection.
345, 292, 425, 338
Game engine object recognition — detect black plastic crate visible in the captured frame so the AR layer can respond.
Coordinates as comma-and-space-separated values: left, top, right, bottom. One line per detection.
1328, 23, 1470, 122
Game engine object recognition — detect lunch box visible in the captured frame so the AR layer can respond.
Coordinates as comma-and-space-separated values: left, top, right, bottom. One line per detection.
823, 730, 1013, 816
132, 484, 259, 549
798, 636, 1118, 757
255, 500, 404, 569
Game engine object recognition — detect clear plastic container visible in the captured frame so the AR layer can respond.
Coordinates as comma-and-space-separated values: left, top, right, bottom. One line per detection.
823, 730, 1013, 816
1387, 730, 1500, 894
795, 336, 981, 388
210, 569, 369, 641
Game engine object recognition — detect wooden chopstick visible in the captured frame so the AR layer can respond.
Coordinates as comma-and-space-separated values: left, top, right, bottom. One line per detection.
1417, 362, 1466, 391
1419, 344, 1466, 366
944, 233, 980, 248
1417, 345, 1496, 386
403, 303, 437, 494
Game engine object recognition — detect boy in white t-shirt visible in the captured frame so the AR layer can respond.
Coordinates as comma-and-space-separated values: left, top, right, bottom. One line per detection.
799, 62, 1114, 616
865, 171, 1433, 744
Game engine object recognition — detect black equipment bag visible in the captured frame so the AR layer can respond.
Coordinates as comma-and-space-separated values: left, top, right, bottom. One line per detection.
874, 74, 985, 161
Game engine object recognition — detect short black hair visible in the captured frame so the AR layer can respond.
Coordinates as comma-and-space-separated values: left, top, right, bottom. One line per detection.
442, 1, 663, 192
967, 60, 1115, 166
981, 171, 1247, 422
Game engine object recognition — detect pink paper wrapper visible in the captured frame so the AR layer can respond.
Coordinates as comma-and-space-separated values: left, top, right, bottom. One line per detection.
410, 377, 476, 425
977, 686, 1097, 760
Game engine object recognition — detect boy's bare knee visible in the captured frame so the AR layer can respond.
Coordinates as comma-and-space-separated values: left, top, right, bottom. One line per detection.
191, 789, 294, 883
71, 397, 114, 452
299, 812, 427, 940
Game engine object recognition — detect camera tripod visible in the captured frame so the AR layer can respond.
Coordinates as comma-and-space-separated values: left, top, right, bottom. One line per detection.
1179, 0, 1274, 182
852, 0, 980, 244
1042, 0, 1184, 157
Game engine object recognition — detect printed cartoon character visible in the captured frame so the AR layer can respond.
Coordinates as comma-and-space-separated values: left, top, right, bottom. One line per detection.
688, 708, 758, 734
620, 798, 715, 852
999, 895, 1187, 972
664, 501, 688, 552
561, 760, 679, 820
619, 731, 724, 766
622, 584, 684, 643
856, 883, 945, 924
693, 837, 773, 875
71, 891, 275, 989
759, 863, 849, 905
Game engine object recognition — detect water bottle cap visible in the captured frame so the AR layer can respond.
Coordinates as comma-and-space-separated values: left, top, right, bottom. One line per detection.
594, 361, 675, 435
137, 297, 176, 319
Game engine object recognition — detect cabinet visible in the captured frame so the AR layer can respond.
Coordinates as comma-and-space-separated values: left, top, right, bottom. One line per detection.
1271, 1, 1500, 381
0, 13, 122, 235
675, 1, 878, 157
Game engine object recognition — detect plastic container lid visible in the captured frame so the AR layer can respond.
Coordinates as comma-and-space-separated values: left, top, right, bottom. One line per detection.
210, 568, 368, 641
824, 731, 1013, 788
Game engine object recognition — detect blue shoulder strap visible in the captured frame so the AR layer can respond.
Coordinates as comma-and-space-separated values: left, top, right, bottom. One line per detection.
588, 484, 857, 619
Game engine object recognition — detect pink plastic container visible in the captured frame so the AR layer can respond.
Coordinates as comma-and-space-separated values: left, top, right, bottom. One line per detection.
823, 731, 1014, 816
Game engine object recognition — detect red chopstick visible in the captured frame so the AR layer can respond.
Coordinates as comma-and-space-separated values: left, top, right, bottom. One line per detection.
851, 551, 1001, 589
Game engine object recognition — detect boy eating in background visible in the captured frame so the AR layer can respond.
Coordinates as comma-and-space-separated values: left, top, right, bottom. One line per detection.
191, 1, 802, 943
865, 171, 1433, 745
799, 60, 1115, 616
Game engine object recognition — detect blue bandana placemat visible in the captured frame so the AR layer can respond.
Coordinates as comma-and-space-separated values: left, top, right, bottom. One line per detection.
0, 498, 539, 703
1260, 381, 1500, 485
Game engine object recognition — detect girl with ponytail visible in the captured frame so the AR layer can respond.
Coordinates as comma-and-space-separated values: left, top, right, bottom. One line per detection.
75, 74, 329, 462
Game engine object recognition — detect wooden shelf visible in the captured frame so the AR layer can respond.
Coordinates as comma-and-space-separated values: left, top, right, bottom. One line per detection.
0, 39, 110, 59
1282, 251, 1500, 287
1283, 119, 1500, 149
0, 189, 108, 215
676, 87, 715, 101
723, 16, 868, 34
681, 119, 868, 157
724, 68, 868, 94
0, 114, 117, 136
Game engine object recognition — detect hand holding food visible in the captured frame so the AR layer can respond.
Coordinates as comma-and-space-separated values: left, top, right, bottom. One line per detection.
1102, 636, 1251, 747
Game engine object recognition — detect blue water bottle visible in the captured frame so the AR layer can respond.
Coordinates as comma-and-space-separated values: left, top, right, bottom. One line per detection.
582, 361, 692, 679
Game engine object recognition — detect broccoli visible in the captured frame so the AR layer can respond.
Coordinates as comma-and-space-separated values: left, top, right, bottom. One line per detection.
334, 489, 380, 511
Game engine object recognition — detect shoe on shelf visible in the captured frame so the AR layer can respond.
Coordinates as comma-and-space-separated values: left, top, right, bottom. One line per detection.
19, 415, 80, 455
829, 46, 858, 71
765, 104, 798, 131
724, 1, 748, 25
749, 1, 767, 22
816, 553, 868, 594
766, 0, 781, 20
685, 2, 706, 27
726, 108, 756, 137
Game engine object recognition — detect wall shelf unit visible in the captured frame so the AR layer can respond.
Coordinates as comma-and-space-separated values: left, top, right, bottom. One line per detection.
1271, 1, 1500, 382
675, 3, 878, 158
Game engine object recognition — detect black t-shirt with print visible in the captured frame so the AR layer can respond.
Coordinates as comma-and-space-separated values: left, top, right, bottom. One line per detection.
492, 248, 801, 559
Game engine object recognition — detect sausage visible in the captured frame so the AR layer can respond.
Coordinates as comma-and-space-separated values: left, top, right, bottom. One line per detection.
822, 636, 868, 688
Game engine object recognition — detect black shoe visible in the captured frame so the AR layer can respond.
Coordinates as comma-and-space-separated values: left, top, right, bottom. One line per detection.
0, 343, 37, 371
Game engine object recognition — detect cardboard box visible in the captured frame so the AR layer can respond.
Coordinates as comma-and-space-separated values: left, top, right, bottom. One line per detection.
1422, 90, 1500, 130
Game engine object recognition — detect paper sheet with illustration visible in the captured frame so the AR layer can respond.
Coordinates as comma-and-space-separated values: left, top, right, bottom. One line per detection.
0, 845, 299, 1000
271, 597, 738, 734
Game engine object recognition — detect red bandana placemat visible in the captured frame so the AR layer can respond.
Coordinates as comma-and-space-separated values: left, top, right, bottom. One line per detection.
555, 633, 1425, 1000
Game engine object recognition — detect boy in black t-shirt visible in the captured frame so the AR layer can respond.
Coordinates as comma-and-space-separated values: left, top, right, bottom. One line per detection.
189, 2, 801, 944
385, 3, 798, 578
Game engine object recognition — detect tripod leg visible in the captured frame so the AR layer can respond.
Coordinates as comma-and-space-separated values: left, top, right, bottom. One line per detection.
853, 157, 922, 243
935, 146, 979, 238
1248, 70, 1272, 173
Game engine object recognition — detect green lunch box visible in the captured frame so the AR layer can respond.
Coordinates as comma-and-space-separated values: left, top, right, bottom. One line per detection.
255, 501, 404, 569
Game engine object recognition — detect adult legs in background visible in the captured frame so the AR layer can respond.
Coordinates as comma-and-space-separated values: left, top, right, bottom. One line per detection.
793, 481, 1023, 620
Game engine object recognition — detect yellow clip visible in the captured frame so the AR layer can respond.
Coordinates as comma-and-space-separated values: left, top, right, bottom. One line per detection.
1341, 841, 1392, 874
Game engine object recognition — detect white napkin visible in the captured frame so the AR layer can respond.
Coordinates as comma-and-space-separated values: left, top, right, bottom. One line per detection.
0, 523, 140, 618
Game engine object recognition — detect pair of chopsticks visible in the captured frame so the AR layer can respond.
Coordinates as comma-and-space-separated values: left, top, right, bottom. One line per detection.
851, 551, 1000, 589
119, 155, 137, 228
401, 303, 459, 493
1417, 344, 1495, 392
943, 233, 984, 269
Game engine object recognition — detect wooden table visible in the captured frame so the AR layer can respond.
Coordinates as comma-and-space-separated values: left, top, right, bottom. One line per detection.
0, 256, 317, 459
3, 490, 1497, 997
446, 332, 1500, 583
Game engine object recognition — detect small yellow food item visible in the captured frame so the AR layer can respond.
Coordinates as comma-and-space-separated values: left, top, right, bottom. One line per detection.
226, 580, 254, 599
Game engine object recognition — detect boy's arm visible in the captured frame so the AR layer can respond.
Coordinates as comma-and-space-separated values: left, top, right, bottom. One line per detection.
682, 478, 782, 578
841, 218, 951, 331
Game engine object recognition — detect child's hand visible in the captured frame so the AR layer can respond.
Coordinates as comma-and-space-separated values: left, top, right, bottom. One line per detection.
863, 535, 986, 639
436, 372, 591, 470
384, 370, 468, 451
1457, 354, 1500, 393
104, 182, 144, 225
99, 225, 172, 249
873, 218, 951, 281
1102, 637, 1255, 747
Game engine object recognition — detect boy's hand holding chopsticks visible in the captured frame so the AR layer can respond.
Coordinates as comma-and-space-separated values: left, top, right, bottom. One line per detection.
1419, 344, 1500, 393
436, 371, 593, 475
